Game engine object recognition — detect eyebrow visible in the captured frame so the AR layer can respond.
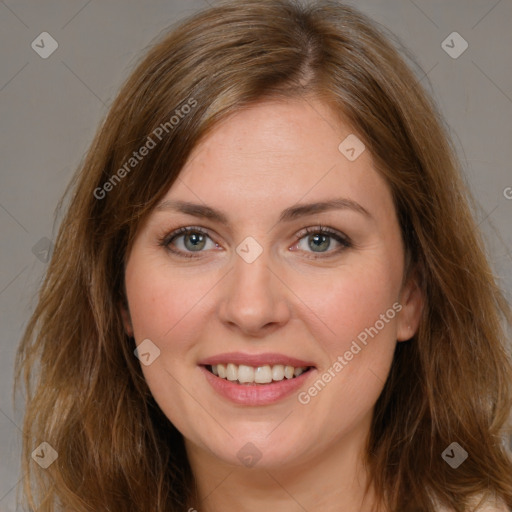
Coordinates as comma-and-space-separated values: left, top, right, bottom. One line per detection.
155, 197, 372, 224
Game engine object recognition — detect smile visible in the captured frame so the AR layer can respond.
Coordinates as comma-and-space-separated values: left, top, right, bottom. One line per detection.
207, 363, 313, 384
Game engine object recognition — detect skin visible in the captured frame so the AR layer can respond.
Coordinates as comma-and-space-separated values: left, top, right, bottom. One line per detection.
122, 97, 423, 512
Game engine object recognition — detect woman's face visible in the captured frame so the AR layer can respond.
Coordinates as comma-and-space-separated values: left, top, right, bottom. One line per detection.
123, 98, 422, 470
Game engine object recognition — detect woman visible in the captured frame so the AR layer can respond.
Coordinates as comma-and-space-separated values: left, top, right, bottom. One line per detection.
16, 0, 512, 510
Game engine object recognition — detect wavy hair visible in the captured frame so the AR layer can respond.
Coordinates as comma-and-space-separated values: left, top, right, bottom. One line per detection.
16, 1, 512, 510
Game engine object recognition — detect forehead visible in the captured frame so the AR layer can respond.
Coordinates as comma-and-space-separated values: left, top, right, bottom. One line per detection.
158, 98, 394, 222
181, 98, 348, 182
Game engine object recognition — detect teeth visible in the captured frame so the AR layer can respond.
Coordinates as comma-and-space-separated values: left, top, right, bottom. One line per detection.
294, 367, 305, 377
209, 363, 310, 384
226, 363, 238, 381
272, 364, 285, 381
238, 364, 255, 383
217, 363, 226, 379
254, 365, 272, 384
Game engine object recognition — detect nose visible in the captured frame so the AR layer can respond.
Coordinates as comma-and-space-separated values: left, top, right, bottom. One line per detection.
218, 246, 291, 337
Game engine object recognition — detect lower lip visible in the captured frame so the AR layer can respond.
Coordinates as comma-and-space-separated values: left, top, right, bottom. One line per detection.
200, 366, 315, 406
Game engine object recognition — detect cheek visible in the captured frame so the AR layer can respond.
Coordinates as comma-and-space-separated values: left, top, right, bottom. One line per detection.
124, 254, 215, 344
124, 256, 213, 432
292, 263, 401, 430
294, 259, 401, 350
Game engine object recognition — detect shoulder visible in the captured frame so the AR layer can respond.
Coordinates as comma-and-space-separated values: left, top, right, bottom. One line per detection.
435, 494, 509, 511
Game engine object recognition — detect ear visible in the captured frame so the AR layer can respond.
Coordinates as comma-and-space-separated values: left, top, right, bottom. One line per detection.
120, 302, 134, 338
396, 267, 424, 342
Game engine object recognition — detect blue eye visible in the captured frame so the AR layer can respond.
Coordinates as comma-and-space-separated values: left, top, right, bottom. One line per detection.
161, 226, 218, 258
160, 225, 351, 259
293, 226, 351, 258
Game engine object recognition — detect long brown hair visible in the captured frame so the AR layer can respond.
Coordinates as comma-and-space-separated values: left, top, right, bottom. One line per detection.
16, 1, 512, 510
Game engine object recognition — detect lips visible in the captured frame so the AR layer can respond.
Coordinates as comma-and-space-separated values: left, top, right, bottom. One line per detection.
198, 352, 317, 405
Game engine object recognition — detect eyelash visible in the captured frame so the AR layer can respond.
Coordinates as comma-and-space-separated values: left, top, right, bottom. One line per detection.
158, 225, 352, 260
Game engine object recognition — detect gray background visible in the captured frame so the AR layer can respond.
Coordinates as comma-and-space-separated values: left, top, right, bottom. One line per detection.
1, 0, 511, 509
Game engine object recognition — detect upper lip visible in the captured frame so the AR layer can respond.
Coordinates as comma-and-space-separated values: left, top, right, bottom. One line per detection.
198, 352, 316, 368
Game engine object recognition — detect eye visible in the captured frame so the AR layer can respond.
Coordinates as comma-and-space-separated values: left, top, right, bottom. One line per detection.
160, 226, 219, 258
159, 225, 351, 260
291, 225, 351, 258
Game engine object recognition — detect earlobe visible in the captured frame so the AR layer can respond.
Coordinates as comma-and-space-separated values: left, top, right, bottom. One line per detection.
396, 269, 424, 342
